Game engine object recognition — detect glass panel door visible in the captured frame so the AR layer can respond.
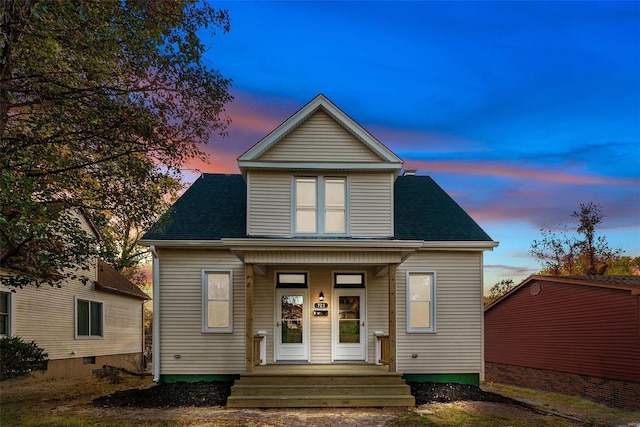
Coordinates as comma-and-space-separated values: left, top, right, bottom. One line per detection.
276, 289, 309, 361
333, 289, 366, 361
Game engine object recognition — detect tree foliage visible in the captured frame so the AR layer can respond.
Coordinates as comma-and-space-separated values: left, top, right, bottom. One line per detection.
484, 279, 515, 306
1, 0, 232, 287
530, 203, 624, 276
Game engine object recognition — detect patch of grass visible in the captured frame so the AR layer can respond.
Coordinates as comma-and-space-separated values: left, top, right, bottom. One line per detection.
484, 382, 640, 426
1, 375, 153, 427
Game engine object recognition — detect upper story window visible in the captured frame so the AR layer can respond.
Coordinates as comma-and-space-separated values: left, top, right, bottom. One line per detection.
294, 176, 346, 235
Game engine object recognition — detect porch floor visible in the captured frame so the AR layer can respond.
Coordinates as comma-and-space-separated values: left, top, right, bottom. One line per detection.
249, 363, 390, 375
227, 364, 415, 408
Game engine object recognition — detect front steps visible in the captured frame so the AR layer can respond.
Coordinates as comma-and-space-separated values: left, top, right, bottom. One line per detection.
226, 366, 415, 408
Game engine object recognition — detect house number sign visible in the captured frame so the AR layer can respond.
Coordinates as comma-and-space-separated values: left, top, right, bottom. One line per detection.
313, 302, 329, 316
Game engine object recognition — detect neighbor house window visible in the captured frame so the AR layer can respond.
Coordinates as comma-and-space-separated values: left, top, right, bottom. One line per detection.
0, 292, 10, 336
202, 270, 233, 333
76, 297, 103, 338
294, 176, 346, 235
406, 272, 436, 333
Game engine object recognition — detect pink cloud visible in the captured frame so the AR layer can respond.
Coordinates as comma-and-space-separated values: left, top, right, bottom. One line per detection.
405, 159, 636, 186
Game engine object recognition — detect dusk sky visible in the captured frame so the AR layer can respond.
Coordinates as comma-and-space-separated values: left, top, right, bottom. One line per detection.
188, 1, 639, 291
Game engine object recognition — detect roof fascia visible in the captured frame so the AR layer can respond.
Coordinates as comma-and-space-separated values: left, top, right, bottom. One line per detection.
237, 94, 403, 165
138, 240, 227, 248
485, 274, 640, 312
420, 241, 499, 251
221, 238, 424, 251
238, 161, 403, 171
527, 275, 640, 294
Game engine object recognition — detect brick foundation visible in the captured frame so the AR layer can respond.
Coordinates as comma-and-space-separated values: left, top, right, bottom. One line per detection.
485, 362, 640, 411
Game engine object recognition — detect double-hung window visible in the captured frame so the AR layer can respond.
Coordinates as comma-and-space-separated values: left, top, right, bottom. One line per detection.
202, 270, 233, 333
294, 176, 346, 235
0, 292, 10, 336
76, 297, 103, 338
406, 272, 436, 333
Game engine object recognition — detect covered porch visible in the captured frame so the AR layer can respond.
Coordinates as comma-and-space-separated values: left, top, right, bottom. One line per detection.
221, 238, 423, 374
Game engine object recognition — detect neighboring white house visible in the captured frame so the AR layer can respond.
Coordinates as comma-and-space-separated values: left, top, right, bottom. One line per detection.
1, 214, 149, 379
141, 94, 497, 388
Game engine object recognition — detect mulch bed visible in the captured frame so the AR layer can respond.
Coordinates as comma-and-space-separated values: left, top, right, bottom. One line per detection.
93, 380, 521, 409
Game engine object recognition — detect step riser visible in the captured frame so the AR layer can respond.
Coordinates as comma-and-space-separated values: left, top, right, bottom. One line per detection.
227, 397, 415, 408
236, 377, 407, 386
231, 385, 411, 396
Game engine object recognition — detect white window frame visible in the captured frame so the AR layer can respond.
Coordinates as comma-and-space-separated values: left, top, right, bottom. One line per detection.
75, 296, 105, 339
0, 290, 12, 337
293, 176, 348, 236
202, 269, 233, 333
406, 271, 436, 333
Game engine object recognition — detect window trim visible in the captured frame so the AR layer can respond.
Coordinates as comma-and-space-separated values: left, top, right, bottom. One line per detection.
333, 272, 366, 288
75, 296, 104, 339
276, 272, 308, 288
293, 175, 349, 236
0, 290, 12, 337
202, 269, 234, 333
405, 271, 436, 333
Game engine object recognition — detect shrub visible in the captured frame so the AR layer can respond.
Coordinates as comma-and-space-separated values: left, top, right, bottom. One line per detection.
0, 336, 48, 380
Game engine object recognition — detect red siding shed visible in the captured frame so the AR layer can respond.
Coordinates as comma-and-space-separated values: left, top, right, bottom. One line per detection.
484, 275, 640, 410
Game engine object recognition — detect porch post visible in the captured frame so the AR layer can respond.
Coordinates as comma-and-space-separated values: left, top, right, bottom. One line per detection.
245, 263, 255, 372
388, 263, 398, 372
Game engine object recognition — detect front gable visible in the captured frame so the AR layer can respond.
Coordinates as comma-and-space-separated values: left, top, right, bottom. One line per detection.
238, 94, 403, 172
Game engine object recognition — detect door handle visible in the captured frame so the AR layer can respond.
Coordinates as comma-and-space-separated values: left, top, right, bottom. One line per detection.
361, 321, 365, 327
276, 321, 280, 327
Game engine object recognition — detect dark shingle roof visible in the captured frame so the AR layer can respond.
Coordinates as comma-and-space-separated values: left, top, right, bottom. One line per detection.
143, 174, 246, 240
142, 173, 492, 242
394, 175, 492, 241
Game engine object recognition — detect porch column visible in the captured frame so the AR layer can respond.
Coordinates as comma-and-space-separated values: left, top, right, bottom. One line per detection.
245, 263, 255, 372
388, 263, 398, 372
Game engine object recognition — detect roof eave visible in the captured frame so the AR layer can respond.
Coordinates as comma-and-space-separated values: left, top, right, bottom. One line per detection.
420, 241, 499, 251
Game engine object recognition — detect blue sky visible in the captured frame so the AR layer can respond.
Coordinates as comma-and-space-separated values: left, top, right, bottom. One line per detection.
191, 1, 640, 291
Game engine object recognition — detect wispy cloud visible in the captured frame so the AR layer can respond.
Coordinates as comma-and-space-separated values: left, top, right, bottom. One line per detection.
405, 159, 636, 186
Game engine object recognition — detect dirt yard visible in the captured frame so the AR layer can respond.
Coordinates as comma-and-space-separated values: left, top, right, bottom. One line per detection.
2, 374, 639, 426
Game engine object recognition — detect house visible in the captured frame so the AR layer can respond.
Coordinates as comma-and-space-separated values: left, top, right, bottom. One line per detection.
141, 94, 497, 407
484, 275, 640, 411
0, 213, 149, 380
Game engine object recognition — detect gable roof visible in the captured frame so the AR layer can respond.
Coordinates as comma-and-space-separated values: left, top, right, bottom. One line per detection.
485, 274, 640, 312
237, 94, 403, 172
95, 259, 149, 300
141, 173, 492, 243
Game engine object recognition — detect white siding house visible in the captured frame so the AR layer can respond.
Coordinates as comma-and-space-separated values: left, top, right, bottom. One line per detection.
141, 94, 497, 390
1, 215, 149, 379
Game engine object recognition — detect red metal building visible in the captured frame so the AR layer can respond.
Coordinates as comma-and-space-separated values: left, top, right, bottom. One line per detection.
484, 275, 640, 411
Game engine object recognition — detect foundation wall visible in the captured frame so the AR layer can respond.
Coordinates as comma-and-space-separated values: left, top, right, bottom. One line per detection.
485, 361, 640, 411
